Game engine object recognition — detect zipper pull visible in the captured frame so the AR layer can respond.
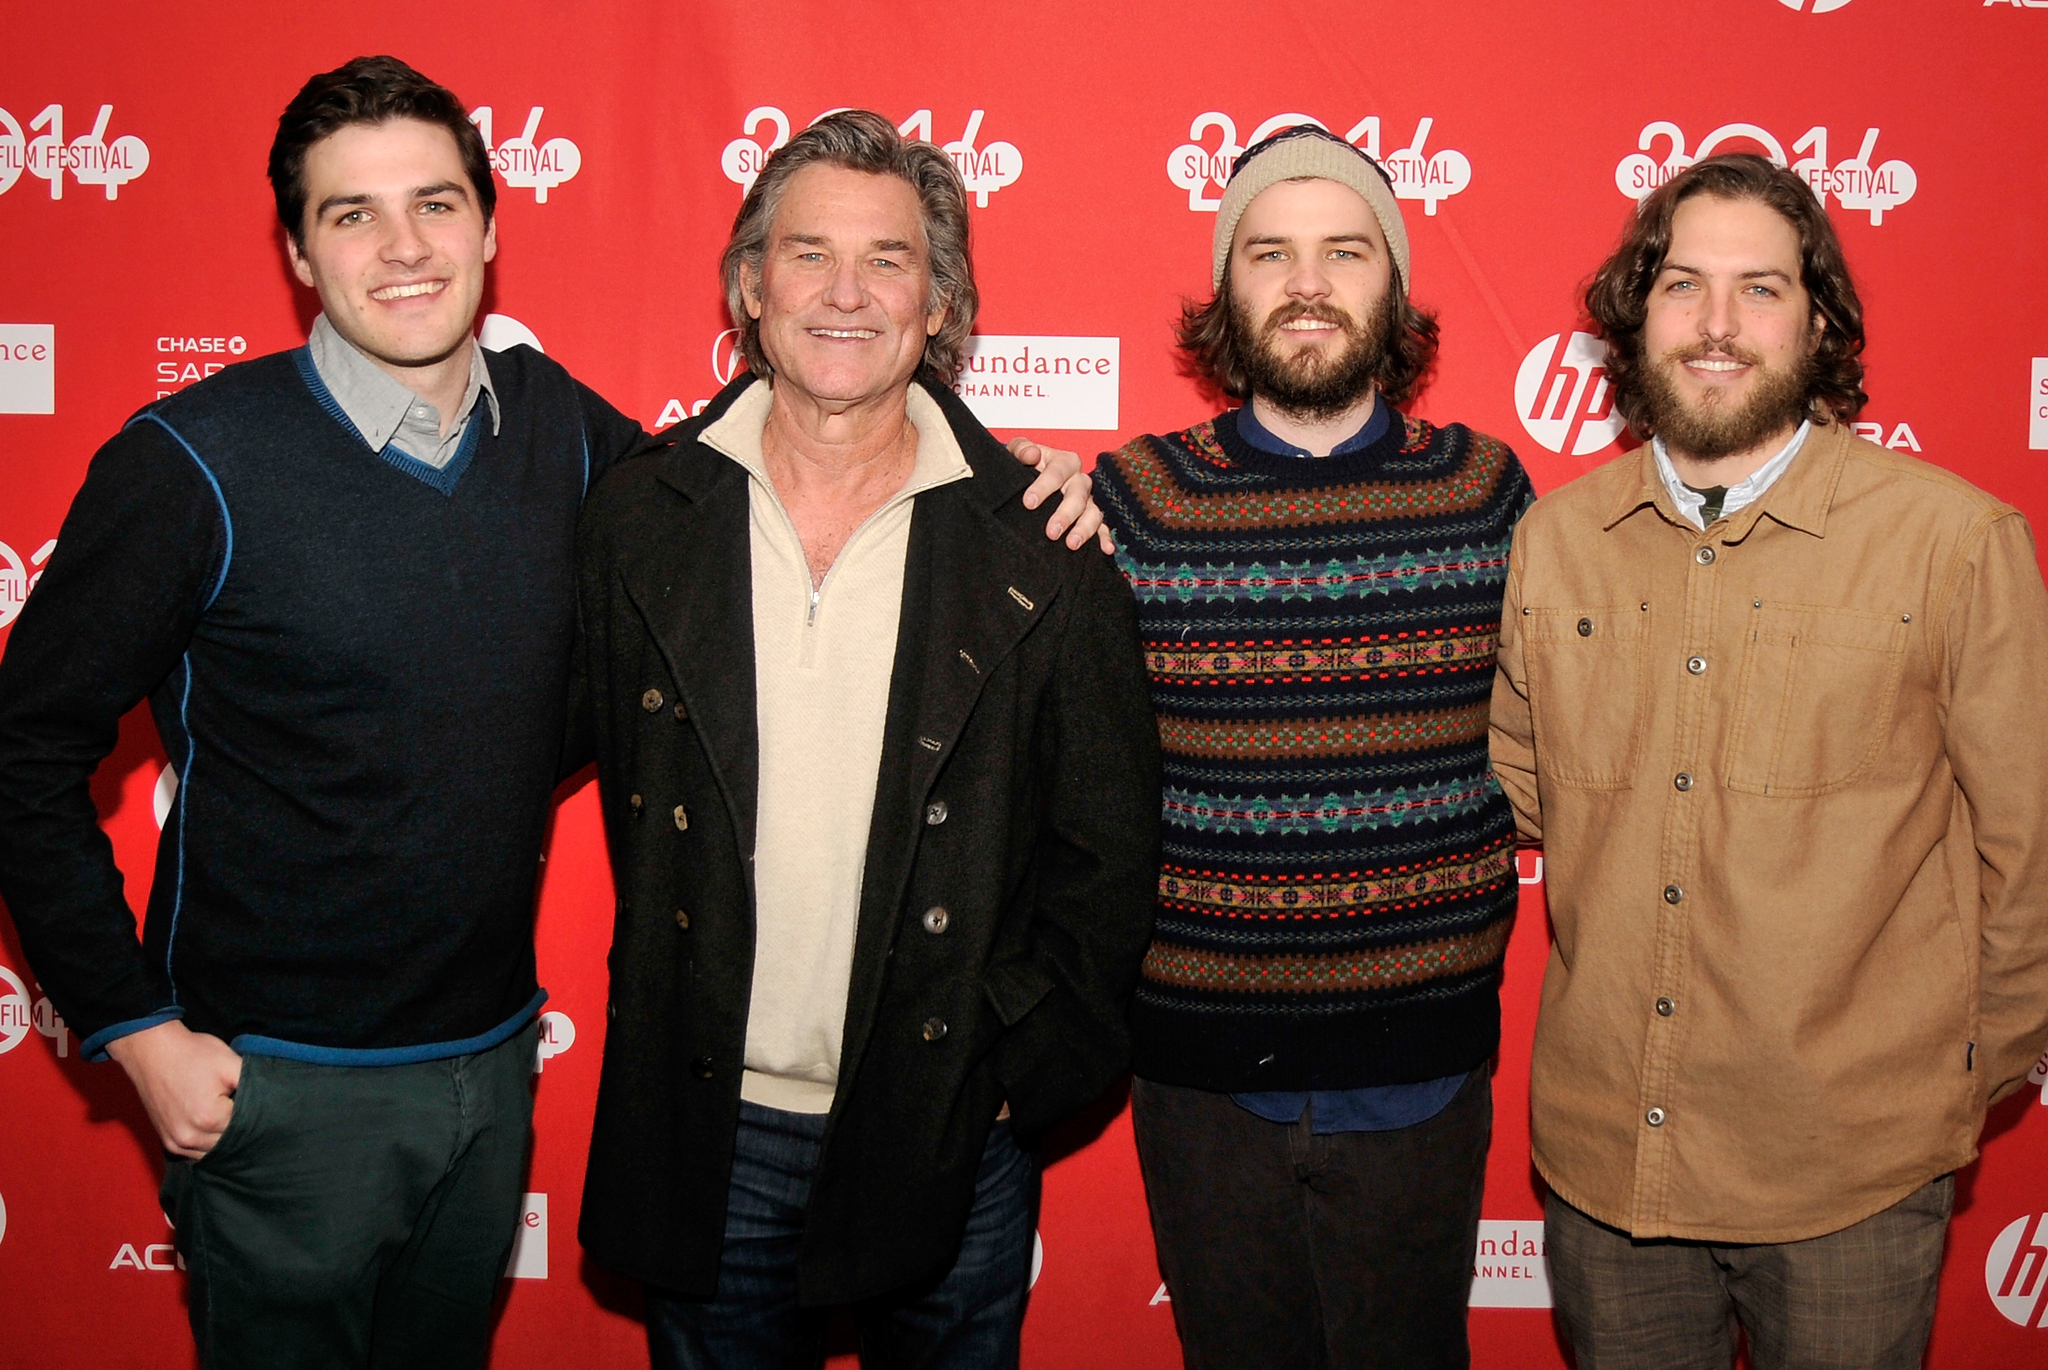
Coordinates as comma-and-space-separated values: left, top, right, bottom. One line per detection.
807, 585, 820, 627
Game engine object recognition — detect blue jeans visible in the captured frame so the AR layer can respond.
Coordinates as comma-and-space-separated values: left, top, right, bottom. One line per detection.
647, 1102, 1037, 1370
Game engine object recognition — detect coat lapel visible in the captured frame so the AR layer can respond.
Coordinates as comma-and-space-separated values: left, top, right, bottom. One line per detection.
831, 389, 1061, 1101
618, 417, 762, 877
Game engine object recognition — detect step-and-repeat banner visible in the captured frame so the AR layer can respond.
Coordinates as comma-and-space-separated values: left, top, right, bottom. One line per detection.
4, 2, 2047, 1365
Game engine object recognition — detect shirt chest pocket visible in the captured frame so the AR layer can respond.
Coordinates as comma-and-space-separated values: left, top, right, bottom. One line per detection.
1523, 605, 1652, 791
1723, 603, 1909, 796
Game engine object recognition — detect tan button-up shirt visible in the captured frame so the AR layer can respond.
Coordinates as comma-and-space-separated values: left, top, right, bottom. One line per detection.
1491, 421, 2048, 1243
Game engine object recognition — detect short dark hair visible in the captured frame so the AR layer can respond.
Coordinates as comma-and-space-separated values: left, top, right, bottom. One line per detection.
268, 56, 495, 247
1176, 258, 1439, 407
722, 110, 979, 385
1584, 153, 1866, 433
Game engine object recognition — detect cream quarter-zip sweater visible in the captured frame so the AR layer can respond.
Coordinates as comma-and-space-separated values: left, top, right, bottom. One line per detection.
699, 378, 972, 1113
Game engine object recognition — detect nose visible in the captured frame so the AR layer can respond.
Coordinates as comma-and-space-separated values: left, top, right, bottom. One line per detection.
380, 211, 433, 269
1285, 253, 1332, 303
823, 256, 867, 312
1700, 282, 1741, 346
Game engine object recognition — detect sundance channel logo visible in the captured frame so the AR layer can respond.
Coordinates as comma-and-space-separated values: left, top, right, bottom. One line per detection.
1167, 112, 1469, 216
0, 104, 148, 199
1615, 121, 1914, 225
954, 337, 1120, 431
724, 107, 1019, 206
0, 324, 55, 414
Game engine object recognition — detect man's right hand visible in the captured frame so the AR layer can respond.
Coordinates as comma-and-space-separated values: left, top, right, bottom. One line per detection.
105, 1020, 243, 1159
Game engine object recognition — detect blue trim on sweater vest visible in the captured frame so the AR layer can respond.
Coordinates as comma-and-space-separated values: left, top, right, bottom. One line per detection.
125, 412, 233, 609
290, 348, 482, 496
228, 987, 547, 1066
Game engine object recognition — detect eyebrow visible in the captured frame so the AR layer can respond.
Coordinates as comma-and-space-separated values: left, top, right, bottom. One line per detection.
1660, 261, 1796, 285
313, 182, 470, 219
1242, 233, 1378, 248
778, 232, 920, 255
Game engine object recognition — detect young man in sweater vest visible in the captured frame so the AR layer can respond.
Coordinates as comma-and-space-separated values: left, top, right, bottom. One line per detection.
1091, 126, 1534, 1369
1492, 154, 2048, 1370
0, 58, 1101, 1370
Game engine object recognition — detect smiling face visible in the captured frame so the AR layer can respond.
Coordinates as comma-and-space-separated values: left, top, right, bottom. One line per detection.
744, 163, 944, 410
286, 118, 496, 372
1639, 193, 1821, 463
1226, 177, 1395, 420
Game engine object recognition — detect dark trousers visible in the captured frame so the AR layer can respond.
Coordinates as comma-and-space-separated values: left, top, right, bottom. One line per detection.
1545, 1178, 1953, 1370
159, 1021, 538, 1370
646, 1101, 1038, 1370
1131, 1070, 1492, 1370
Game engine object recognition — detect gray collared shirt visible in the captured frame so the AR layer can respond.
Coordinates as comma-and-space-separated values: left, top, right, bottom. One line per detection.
307, 314, 500, 470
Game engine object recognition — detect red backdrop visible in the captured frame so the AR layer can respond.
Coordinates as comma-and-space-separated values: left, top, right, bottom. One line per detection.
4, 2, 2048, 1365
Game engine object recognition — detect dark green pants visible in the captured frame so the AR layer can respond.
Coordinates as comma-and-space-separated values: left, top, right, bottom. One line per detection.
160, 1020, 538, 1370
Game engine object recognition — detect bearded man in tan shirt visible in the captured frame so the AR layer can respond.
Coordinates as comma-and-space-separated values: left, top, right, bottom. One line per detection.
1491, 153, 2048, 1369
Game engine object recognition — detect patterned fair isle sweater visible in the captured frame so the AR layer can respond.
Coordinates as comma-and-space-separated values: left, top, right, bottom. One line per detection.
1096, 406, 1534, 1093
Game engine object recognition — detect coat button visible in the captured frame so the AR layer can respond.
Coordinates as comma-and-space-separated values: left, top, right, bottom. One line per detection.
674, 701, 689, 722
1695, 546, 1716, 565
922, 906, 950, 934
691, 1057, 714, 1079
629, 793, 644, 817
1577, 617, 1593, 637
1674, 772, 1693, 792
642, 688, 664, 713
675, 908, 691, 930
1663, 884, 1684, 905
925, 801, 949, 826
1646, 1107, 1667, 1127
673, 804, 689, 832
1656, 997, 1675, 1017
921, 1016, 948, 1042
1686, 655, 1707, 675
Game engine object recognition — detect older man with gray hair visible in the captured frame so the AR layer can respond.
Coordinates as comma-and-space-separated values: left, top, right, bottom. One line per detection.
570, 110, 1161, 1369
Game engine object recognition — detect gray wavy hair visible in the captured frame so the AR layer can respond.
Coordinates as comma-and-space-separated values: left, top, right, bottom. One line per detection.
720, 109, 980, 384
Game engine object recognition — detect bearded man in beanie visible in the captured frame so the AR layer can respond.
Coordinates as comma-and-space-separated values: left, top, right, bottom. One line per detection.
1090, 125, 1534, 1369
1492, 154, 2048, 1368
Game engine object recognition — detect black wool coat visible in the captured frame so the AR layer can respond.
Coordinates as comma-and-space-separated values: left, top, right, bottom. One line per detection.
571, 374, 1161, 1304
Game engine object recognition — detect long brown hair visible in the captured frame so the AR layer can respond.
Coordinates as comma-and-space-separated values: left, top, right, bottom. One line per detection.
1176, 264, 1439, 408
1584, 153, 1866, 434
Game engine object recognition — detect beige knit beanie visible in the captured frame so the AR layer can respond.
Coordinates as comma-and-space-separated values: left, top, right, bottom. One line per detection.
1211, 125, 1409, 292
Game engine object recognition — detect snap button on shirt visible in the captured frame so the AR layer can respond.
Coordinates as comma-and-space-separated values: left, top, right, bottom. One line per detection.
1695, 546, 1717, 565
1656, 997, 1675, 1017
922, 906, 950, 934
1674, 772, 1694, 792
1577, 617, 1593, 637
1647, 1107, 1667, 1127
1664, 884, 1684, 905
1687, 655, 1708, 675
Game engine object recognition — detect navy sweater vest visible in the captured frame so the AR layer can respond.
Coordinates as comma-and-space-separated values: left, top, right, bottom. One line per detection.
0, 345, 648, 1061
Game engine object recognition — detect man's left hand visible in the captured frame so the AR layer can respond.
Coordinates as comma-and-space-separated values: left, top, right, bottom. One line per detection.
1010, 438, 1116, 554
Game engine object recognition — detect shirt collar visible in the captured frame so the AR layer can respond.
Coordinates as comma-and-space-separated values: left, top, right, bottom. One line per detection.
699, 376, 973, 498
1235, 394, 1389, 459
1651, 421, 1810, 530
306, 314, 500, 451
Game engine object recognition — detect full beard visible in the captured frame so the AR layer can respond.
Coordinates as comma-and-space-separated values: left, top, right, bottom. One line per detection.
1232, 288, 1399, 424
1638, 340, 1814, 462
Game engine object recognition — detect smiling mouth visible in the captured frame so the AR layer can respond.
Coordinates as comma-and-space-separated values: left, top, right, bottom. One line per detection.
1279, 319, 1340, 333
370, 281, 448, 302
1685, 357, 1749, 373
809, 328, 880, 339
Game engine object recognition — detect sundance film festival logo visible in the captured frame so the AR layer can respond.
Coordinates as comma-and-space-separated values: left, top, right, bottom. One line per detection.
469, 106, 580, 202
0, 104, 148, 199
2032, 359, 2048, 451
1779, 0, 1852, 10
723, 107, 1020, 206
0, 964, 71, 1058
1167, 112, 1470, 215
1515, 332, 1624, 458
1615, 122, 1914, 225
0, 324, 55, 414
0, 538, 55, 630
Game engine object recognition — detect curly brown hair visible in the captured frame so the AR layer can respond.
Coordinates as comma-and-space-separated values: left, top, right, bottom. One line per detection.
1176, 258, 1439, 408
1585, 153, 1866, 435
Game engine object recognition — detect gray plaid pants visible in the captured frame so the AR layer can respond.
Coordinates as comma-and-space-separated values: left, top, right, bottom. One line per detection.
1545, 1177, 1952, 1370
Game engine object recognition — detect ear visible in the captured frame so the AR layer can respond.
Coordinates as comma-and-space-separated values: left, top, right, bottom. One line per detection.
741, 263, 764, 322
287, 232, 316, 289
483, 214, 498, 265
926, 294, 947, 339
1806, 306, 1826, 354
